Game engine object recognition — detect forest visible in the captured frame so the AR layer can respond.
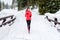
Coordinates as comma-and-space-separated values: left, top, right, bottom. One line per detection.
0, 0, 60, 15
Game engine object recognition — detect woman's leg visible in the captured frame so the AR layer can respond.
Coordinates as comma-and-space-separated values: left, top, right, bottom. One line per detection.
28, 20, 31, 33
26, 20, 31, 33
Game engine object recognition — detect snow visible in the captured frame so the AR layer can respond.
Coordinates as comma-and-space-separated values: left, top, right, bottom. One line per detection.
0, 8, 60, 40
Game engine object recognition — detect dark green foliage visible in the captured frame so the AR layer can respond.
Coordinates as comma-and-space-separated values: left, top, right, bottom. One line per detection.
38, 0, 60, 15
29, 0, 38, 9
17, 0, 28, 10
17, 0, 38, 10
17, 0, 60, 15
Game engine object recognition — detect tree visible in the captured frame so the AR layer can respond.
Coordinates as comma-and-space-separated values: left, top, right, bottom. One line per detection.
28, 0, 38, 9
5, 4, 9, 9
0, 1, 1, 11
12, 0, 17, 9
17, 0, 38, 10
1, 2, 4, 10
17, 0, 28, 10
38, 0, 60, 15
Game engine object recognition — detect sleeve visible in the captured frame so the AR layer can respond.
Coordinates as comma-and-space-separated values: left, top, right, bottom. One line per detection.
30, 11, 32, 17
25, 11, 27, 17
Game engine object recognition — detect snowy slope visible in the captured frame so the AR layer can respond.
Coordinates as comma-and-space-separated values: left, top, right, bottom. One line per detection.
0, 8, 60, 40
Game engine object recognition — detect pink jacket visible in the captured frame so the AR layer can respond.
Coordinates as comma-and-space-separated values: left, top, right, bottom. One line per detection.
25, 9, 32, 20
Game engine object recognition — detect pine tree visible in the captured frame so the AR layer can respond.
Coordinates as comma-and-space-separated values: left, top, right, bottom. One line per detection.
38, 0, 60, 15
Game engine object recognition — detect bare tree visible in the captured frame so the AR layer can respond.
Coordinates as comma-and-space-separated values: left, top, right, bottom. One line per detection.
12, 0, 17, 9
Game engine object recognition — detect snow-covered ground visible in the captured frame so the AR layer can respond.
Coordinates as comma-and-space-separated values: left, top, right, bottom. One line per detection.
0, 8, 60, 40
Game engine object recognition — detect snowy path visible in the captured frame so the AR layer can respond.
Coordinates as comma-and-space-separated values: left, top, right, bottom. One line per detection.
0, 9, 60, 40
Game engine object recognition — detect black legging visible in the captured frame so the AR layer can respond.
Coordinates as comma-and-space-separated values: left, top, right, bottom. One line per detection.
26, 20, 31, 31
26, 20, 31, 27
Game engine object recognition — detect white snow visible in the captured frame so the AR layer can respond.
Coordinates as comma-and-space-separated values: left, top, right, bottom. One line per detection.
0, 8, 60, 40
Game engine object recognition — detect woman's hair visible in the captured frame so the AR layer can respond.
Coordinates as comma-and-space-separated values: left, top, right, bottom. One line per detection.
26, 7, 29, 11
27, 7, 29, 9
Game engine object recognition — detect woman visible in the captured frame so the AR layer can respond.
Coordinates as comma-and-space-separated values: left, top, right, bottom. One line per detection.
25, 8, 32, 33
